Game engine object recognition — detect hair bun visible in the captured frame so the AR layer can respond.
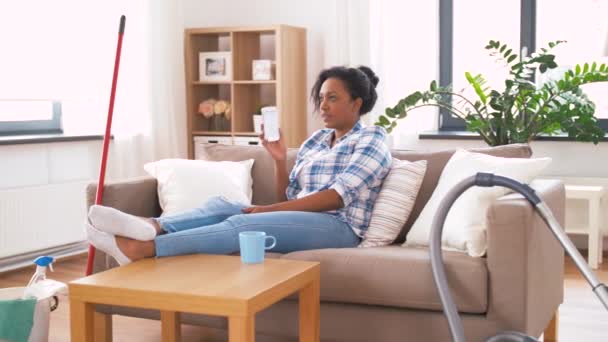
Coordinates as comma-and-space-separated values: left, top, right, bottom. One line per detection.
357, 66, 379, 88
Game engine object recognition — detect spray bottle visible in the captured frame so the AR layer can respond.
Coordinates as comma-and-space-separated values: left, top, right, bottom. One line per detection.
26, 256, 54, 288
22, 256, 67, 300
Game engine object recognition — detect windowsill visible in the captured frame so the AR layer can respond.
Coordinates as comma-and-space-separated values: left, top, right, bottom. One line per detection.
418, 131, 608, 142
0, 133, 111, 146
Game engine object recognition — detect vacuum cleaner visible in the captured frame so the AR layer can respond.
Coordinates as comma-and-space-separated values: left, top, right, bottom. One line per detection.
430, 172, 608, 342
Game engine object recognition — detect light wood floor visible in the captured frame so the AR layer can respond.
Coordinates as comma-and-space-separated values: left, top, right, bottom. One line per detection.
1, 253, 607, 341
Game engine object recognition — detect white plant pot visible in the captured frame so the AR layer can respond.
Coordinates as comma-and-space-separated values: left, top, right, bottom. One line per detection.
253, 115, 263, 134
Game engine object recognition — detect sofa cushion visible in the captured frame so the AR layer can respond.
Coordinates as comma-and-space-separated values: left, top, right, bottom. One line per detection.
390, 143, 531, 242
143, 158, 255, 216
195, 144, 299, 205
405, 150, 551, 257
281, 245, 488, 314
359, 159, 427, 247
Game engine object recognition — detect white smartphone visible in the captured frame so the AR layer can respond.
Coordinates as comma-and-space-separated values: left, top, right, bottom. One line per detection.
261, 106, 280, 142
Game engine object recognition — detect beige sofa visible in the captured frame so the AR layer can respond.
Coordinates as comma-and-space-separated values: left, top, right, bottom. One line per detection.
87, 143, 564, 342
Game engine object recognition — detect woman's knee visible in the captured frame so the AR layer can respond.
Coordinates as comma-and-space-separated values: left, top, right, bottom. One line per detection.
202, 196, 229, 209
224, 213, 253, 228
198, 196, 245, 214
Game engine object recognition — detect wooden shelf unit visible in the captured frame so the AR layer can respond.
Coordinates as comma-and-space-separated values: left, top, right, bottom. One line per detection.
184, 25, 307, 158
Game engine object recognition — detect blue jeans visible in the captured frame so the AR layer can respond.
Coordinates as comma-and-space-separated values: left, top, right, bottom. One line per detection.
154, 196, 360, 257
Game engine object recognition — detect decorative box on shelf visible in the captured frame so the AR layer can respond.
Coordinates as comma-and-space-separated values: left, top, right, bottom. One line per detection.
233, 136, 261, 146
194, 136, 233, 160
252, 59, 275, 80
193, 136, 233, 145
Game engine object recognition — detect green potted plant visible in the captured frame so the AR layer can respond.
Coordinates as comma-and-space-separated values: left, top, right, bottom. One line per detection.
375, 40, 608, 146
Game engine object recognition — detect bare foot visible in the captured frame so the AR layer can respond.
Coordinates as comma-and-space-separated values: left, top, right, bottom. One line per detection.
116, 236, 156, 261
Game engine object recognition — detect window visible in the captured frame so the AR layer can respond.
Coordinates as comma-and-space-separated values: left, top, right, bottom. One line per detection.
537, 0, 608, 130
439, 0, 608, 132
439, 0, 520, 131
0, 1, 147, 136
0, 100, 62, 135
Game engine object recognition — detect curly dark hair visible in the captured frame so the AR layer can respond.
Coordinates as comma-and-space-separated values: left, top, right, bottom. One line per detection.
310, 65, 379, 116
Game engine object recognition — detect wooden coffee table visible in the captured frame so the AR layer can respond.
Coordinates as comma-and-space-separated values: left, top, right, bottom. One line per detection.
69, 254, 320, 342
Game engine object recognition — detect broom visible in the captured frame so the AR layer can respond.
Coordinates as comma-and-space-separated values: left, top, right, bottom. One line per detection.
86, 15, 126, 276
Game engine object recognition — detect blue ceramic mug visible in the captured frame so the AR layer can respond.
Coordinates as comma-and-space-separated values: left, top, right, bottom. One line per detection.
239, 231, 277, 264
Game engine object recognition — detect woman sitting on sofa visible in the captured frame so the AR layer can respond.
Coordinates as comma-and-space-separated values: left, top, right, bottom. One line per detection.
86, 65, 392, 265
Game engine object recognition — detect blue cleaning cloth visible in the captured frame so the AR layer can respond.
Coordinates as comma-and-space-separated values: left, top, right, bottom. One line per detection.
0, 297, 37, 342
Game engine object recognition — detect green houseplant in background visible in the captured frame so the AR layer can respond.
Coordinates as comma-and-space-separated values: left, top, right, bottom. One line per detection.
375, 40, 608, 146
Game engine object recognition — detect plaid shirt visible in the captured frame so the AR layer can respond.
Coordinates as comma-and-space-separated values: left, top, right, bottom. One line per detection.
286, 121, 392, 236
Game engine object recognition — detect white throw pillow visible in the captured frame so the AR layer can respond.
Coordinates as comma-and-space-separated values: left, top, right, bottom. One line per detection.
359, 159, 427, 248
143, 158, 254, 216
404, 150, 551, 257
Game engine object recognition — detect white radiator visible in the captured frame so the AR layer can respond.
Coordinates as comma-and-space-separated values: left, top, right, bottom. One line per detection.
0, 181, 89, 259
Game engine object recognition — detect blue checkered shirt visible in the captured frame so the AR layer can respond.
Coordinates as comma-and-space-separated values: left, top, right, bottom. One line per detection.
286, 121, 392, 236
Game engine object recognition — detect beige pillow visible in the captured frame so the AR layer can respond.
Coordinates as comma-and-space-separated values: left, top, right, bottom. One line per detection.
405, 149, 551, 257
143, 158, 255, 216
359, 159, 427, 247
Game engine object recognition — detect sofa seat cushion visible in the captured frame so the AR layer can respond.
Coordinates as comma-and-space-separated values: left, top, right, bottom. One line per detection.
282, 245, 488, 314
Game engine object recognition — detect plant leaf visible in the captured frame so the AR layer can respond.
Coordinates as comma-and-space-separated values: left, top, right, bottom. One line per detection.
465, 72, 488, 105
379, 115, 390, 126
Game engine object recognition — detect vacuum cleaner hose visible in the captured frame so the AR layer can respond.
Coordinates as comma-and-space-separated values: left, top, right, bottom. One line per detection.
430, 173, 608, 342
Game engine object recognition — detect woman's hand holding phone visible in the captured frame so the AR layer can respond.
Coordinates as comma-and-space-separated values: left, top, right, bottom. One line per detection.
260, 123, 286, 161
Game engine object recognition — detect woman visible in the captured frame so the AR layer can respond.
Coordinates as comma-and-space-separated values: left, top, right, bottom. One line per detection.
86, 66, 392, 265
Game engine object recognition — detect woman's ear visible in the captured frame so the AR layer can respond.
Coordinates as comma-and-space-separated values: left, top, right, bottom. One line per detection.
353, 98, 363, 114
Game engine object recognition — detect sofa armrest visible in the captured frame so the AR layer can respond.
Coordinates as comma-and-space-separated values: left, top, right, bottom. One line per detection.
486, 179, 565, 335
85, 177, 161, 273
86, 176, 161, 215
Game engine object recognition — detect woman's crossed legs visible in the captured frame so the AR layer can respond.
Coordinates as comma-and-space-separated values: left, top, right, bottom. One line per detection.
86, 196, 360, 265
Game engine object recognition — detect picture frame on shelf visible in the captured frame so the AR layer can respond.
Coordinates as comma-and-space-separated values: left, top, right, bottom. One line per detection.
252, 59, 275, 80
199, 51, 232, 81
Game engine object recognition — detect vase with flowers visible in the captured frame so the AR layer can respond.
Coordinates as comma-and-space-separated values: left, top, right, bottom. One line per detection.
198, 98, 231, 131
